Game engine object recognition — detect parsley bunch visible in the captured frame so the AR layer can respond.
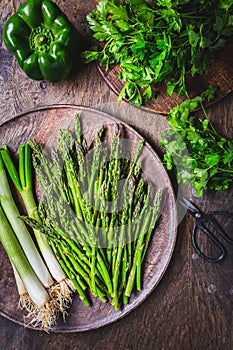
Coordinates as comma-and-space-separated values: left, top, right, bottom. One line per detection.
160, 87, 233, 196
83, 0, 233, 106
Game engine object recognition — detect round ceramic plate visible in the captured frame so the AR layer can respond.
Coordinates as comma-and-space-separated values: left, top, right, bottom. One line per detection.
0, 105, 177, 332
97, 41, 233, 114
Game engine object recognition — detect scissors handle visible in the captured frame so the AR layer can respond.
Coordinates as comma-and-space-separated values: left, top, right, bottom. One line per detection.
206, 211, 233, 244
192, 223, 226, 263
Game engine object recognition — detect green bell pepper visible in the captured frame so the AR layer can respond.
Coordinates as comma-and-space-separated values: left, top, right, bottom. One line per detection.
3, 0, 79, 82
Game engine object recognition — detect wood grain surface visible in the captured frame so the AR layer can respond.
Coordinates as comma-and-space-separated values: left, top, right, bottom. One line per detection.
0, 1, 233, 349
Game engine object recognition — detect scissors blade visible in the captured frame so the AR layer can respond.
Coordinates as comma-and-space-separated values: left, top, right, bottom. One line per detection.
179, 198, 201, 217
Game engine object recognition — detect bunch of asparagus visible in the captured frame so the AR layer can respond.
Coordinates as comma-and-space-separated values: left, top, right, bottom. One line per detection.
29, 114, 164, 311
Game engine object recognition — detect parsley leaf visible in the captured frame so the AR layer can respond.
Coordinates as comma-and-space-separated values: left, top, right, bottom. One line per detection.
83, 0, 233, 105
160, 90, 233, 196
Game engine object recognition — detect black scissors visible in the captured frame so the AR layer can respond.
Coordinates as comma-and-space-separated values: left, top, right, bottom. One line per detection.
180, 198, 233, 263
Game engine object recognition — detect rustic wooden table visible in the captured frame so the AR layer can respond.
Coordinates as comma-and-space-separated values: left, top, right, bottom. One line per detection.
0, 1, 233, 349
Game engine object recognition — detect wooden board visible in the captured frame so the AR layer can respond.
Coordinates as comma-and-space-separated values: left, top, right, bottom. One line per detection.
0, 105, 177, 332
97, 41, 233, 114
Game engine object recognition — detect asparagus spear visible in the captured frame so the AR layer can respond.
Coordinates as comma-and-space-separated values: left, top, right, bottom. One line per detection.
25, 115, 164, 310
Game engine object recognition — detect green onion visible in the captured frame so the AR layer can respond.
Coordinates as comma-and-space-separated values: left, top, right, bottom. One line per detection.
0, 202, 59, 330
0, 149, 76, 331
0, 151, 53, 289
0, 145, 75, 309
0, 206, 49, 307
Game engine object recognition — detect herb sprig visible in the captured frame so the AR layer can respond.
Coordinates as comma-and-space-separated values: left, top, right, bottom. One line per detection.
160, 86, 233, 196
83, 0, 233, 106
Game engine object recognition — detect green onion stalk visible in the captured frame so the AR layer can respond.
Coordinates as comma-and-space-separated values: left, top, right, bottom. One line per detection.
0, 146, 75, 330
0, 205, 61, 330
